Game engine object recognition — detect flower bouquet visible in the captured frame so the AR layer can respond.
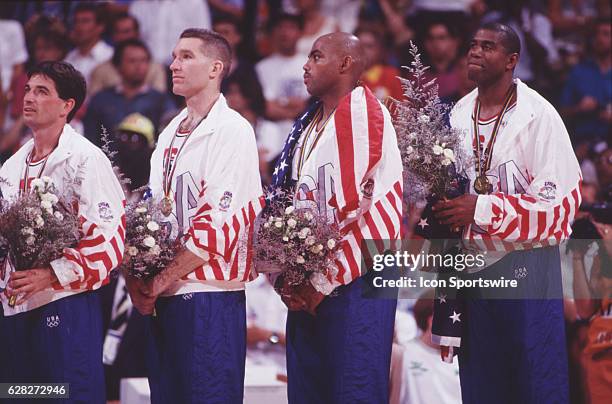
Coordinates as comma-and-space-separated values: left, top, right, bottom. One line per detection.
254, 192, 342, 288
122, 199, 178, 279
392, 42, 471, 239
0, 176, 80, 306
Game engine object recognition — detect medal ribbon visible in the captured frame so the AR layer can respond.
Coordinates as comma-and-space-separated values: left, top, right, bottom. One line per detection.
162, 115, 206, 198
472, 83, 516, 179
296, 107, 335, 178
20, 149, 52, 197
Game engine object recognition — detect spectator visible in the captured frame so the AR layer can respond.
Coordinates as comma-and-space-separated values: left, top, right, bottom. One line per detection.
89, 12, 167, 95
0, 12, 28, 95
224, 73, 283, 185
64, 3, 113, 85
256, 13, 310, 137
294, 0, 339, 57
245, 274, 288, 377
129, 0, 212, 66
115, 113, 156, 196
571, 216, 612, 404
482, 0, 560, 88
83, 39, 173, 146
421, 20, 463, 102
399, 289, 462, 404
355, 27, 403, 102
560, 18, 611, 144
213, 16, 261, 94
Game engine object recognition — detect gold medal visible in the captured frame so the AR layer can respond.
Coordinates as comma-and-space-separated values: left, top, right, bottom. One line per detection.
160, 195, 173, 216
474, 175, 492, 195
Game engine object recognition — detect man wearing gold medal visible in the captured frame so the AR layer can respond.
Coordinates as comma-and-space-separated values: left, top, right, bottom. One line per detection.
271, 33, 404, 403
433, 23, 581, 403
0, 61, 126, 402
125, 29, 263, 403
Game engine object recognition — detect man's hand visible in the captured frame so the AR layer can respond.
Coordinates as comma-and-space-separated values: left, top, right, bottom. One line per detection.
125, 275, 156, 315
433, 194, 479, 229
280, 277, 325, 315
7, 268, 57, 305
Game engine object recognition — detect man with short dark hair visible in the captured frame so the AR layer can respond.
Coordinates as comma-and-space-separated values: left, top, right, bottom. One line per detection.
0, 61, 126, 403
256, 13, 309, 137
433, 22, 581, 404
89, 12, 167, 95
84, 39, 173, 146
64, 3, 113, 84
125, 29, 263, 403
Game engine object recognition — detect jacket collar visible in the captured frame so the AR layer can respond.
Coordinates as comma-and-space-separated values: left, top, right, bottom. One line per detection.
176, 93, 227, 138
454, 78, 536, 139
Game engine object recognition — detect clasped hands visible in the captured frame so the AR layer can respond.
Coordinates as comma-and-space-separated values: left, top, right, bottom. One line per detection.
278, 276, 325, 316
6, 268, 58, 305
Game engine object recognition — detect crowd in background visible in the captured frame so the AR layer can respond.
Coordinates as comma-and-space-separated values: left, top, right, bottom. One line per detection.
0, 1, 610, 403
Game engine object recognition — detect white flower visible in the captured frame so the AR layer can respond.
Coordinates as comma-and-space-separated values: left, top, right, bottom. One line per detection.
127, 246, 139, 256
21, 227, 34, 235
432, 144, 444, 155
54, 211, 64, 221
284, 206, 295, 215
30, 178, 44, 190
442, 158, 452, 166
305, 236, 316, 246
282, 236, 289, 242
296, 255, 305, 264
150, 245, 161, 256
443, 148, 455, 162
40, 193, 58, 205
304, 212, 314, 221
263, 222, 270, 229
406, 146, 414, 154
40, 200, 53, 211
310, 244, 324, 254
135, 206, 147, 214
287, 218, 297, 228
26, 235, 36, 245
418, 115, 430, 123
274, 221, 283, 228
41, 176, 52, 185
327, 239, 336, 249
298, 228, 310, 239
147, 221, 160, 232
34, 216, 45, 228
143, 236, 156, 248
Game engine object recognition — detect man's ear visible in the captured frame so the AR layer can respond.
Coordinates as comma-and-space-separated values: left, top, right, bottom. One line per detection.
210, 60, 225, 79
506, 53, 519, 72
61, 98, 76, 119
339, 55, 354, 74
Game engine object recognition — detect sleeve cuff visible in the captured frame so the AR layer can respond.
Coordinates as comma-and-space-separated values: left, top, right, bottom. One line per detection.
474, 195, 494, 227
310, 272, 336, 295
50, 257, 82, 286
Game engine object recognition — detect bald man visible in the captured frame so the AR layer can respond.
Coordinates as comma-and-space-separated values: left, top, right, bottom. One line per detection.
270, 33, 404, 403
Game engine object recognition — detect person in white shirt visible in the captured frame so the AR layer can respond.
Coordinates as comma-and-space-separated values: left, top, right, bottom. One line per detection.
126, 29, 263, 403
256, 13, 310, 139
64, 4, 113, 85
0, 61, 125, 403
129, 0, 212, 66
399, 289, 462, 404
